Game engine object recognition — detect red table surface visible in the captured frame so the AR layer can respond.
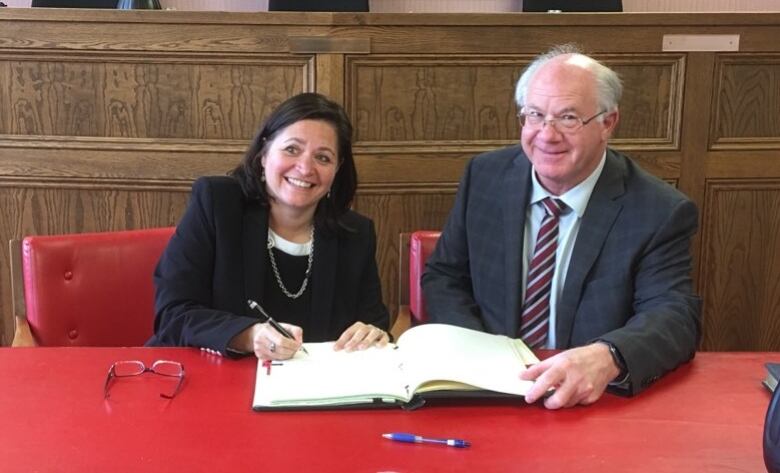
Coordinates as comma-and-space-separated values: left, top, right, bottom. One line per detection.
0, 347, 775, 473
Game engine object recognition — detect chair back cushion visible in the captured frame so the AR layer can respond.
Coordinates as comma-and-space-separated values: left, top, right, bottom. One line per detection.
408, 230, 441, 324
22, 227, 174, 346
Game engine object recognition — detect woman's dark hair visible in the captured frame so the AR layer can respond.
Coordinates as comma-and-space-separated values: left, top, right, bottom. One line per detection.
230, 92, 358, 233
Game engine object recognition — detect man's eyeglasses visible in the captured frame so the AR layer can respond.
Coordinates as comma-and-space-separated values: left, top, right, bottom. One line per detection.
103, 360, 185, 400
518, 109, 607, 133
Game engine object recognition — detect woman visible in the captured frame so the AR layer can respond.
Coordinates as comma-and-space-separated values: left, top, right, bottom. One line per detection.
147, 93, 390, 360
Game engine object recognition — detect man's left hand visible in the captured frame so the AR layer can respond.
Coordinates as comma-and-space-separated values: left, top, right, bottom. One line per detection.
520, 343, 620, 409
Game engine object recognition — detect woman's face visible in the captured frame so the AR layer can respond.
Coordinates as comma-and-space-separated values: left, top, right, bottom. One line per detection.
261, 119, 339, 217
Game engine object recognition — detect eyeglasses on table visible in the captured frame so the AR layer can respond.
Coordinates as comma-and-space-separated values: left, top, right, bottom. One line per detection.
103, 360, 185, 400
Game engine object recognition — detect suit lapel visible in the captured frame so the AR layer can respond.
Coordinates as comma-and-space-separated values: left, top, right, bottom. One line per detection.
556, 150, 626, 347
243, 203, 268, 317
309, 225, 337, 338
503, 151, 533, 336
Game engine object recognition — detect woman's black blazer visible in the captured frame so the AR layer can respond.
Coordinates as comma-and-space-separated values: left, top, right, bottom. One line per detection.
147, 176, 389, 355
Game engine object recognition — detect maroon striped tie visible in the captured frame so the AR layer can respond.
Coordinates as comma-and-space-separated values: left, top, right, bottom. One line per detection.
520, 197, 565, 348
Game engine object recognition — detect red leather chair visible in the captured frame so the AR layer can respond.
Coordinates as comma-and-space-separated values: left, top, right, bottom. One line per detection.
10, 227, 174, 347
408, 230, 441, 325
391, 230, 441, 339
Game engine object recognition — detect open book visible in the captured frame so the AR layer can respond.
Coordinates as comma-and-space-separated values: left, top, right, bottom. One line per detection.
252, 323, 539, 410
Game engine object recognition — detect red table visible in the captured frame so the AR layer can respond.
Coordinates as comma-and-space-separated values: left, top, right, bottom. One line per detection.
0, 347, 774, 472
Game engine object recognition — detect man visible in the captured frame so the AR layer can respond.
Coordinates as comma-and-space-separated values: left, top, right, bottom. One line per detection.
422, 44, 700, 409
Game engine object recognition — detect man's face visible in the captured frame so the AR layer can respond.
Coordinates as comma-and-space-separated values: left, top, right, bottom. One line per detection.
520, 56, 618, 195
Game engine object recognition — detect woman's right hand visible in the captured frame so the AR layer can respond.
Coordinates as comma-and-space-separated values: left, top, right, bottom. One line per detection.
250, 322, 304, 360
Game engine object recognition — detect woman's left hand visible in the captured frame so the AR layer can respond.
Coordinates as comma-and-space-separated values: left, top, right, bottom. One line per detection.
334, 322, 390, 352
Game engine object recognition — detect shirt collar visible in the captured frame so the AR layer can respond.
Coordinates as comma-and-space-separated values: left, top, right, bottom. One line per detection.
529, 150, 607, 218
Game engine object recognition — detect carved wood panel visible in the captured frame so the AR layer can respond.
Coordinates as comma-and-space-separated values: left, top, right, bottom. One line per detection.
711, 55, 780, 149
346, 55, 684, 150
1, 53, 312, 141
347, 56, 524, 144
608, 55, 684, 148
353, 189, 456, 321
699, 180, 780, 350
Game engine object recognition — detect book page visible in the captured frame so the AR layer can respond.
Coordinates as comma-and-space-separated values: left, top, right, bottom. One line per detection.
396, 324, 539, 396
253, 342, 408, 407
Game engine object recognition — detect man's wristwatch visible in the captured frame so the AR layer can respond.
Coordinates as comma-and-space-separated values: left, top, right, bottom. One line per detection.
597, 340, 628, 383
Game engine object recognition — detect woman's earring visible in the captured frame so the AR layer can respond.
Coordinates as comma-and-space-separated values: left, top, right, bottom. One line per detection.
327, 189, 331, 199
260, 168, 265, 182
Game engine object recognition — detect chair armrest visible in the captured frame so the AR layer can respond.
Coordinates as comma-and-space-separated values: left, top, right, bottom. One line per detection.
391, 305, 412, 341
9, 238, 36, 346
12, 316, 36, 347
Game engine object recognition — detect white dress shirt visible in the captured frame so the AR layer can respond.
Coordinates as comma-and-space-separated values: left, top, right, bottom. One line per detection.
522, 152, 607, 348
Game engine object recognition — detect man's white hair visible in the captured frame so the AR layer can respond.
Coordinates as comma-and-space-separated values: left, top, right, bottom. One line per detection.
514, 44, 623, 117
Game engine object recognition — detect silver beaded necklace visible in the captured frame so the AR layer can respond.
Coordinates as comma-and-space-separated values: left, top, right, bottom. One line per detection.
266, 226, 314, 299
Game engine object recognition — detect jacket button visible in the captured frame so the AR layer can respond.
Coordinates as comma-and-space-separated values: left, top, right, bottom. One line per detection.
64, 271, 73, 280
68, 329, 78, 340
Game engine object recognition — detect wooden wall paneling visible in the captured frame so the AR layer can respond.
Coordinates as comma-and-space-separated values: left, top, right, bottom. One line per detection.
605, 54, 684, 149
710, 54, 780, 150
0, 16, 331, 54
1, 51, 313, 140
354, 150, 472, 184
347, 54, 683, 149
618, 150, 682, 181
346, 55, 526, 145
707, 149, 780, 179
0, 59, 7, 135
0, 183, 191, 256
352, 188, 457, 322
700, 55, 780, 352
699, 180, 780, 350
315, 53, 346, 104
675, 52, 715, 297
346, 54, 523, 318
0, 147, 243, 182
0, 183, 192, 345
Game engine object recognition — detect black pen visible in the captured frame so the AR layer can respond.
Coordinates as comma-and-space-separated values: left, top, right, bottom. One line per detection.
247, 299, 309, 355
